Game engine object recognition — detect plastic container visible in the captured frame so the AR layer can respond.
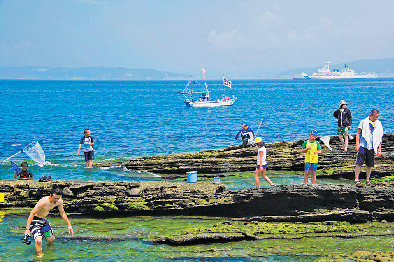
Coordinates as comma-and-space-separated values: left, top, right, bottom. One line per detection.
0, 193, 4, 203
186, 171, 197, 183
214, 176, 220, 184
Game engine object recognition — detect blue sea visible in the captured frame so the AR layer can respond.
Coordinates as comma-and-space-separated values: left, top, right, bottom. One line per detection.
1, 78, 394, 261
0, 78, 393, 184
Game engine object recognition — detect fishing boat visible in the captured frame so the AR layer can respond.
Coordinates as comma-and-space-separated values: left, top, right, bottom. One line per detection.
302, 62, 377, 80
180, 69, 237, 108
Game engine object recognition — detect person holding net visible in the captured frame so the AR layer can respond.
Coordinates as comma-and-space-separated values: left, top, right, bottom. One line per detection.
14, 162, 33, 180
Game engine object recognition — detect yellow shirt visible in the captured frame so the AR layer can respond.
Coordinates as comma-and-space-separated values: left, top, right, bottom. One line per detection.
302, 140, 321, 163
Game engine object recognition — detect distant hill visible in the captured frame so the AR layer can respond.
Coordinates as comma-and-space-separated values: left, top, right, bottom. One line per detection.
0, 66, 188, 80
1, 58, 393, 80
278, 58, 394, 78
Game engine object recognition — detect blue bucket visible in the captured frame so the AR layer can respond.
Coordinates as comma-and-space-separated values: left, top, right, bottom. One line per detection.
187, 171, 197, 183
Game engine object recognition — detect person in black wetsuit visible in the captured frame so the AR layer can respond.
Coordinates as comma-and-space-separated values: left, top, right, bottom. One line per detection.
14, 162, 33, 180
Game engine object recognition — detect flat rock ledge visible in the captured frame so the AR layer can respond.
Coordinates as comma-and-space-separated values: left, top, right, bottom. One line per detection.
0, 180, 392, 222
120, 134, 394, 179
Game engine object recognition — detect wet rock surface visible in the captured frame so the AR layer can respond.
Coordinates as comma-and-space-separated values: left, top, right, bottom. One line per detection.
0, 180, 392, 222
121, 134, 394, 179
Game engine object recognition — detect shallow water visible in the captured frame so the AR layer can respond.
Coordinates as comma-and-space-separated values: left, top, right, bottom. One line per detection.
1, 212, 392, 261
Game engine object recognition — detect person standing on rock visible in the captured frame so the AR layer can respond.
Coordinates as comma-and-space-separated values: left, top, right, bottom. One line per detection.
354, 109, 383, 188
254, 137, 275, 188
77, 129, 94, 167
301, 130, 322, 185
333, 100, 352, 152
24, 187, 74, 257
235, 123, 255, 148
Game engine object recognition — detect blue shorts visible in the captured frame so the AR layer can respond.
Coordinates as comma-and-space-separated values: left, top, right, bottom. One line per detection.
355, 147, 374, 167
305, 163, 318, 171
256, 164, 268, 169
84, 151, 93, 161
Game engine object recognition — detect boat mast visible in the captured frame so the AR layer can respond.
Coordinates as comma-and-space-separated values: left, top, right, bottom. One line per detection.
222, 74, 225, 99
202, 68, 209, 100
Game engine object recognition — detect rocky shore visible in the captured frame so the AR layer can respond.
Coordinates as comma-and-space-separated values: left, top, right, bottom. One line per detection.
0, 180, 392, 223
121, 134, 394, 179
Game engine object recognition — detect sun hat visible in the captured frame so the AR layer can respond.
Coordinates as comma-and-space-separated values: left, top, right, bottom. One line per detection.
21, 162, 28, 167
254, 137, 263, 143
339, 100, 348, 106
309, 130, 317, 136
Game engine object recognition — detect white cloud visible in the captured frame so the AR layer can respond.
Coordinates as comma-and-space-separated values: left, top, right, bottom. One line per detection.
207, 30, 244, 51
287, 30, 298, 42
257, 10, 279, 26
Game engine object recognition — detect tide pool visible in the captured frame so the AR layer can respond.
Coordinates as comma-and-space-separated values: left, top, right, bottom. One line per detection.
1, 211, 392, 261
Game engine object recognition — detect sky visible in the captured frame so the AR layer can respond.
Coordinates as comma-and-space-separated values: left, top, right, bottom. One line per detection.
0, 0, 393, 77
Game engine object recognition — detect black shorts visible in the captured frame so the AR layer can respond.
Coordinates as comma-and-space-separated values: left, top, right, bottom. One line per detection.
84, 151, 93, 161
355, 147, 374, 167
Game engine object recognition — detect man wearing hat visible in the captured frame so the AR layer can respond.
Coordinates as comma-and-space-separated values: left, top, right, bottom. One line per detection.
14, 162, 33, 180
333, 100, 352, 152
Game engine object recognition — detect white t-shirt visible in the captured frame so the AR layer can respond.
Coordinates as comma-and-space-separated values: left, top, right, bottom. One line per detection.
257, 147, 267, 165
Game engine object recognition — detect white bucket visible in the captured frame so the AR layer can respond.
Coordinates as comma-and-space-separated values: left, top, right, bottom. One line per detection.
186, 171, 197, 183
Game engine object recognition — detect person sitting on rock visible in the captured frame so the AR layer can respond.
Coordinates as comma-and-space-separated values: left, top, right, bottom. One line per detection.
235, 123, 255, 148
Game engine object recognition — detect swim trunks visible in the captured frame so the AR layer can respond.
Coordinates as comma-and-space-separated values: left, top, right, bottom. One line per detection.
355, 147, 374, 167
337, 126, 349, 135
256, 164, 268, 169
29, 216, 53, 239
84, 151, 93, 161
305, 163, 318, 171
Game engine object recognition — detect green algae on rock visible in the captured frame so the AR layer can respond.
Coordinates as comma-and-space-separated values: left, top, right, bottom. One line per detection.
119, 134, 394, 181
1, 181, 392, 223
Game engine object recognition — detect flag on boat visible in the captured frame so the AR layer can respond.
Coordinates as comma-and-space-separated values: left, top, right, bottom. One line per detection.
202, 68, 206, 80
223, 76, 232, 88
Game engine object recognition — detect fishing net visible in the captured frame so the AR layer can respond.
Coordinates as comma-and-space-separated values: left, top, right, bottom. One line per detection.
320, 136, 333, 151
10, 160, 21, 174
23, 141, 46, 166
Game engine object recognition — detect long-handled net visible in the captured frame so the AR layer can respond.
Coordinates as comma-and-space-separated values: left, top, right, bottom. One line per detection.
24, 141, 45, 166
10, 160, 21, 174
2, 141, 46, 167
319, 136, 333, 151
